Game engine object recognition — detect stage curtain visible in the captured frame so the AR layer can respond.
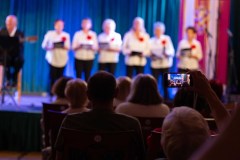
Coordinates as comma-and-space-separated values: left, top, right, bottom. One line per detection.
0, 111, 41, 151
0, 0, 180, 92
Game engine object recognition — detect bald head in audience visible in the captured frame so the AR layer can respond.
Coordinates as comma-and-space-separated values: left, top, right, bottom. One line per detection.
161, 106, 209, 160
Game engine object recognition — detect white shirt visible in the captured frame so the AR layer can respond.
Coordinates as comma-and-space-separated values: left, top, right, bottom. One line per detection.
176, 39, 203, 70
72, 30, 98, 60
42, 30, 70, 67
149, 35, 175, 69
122, 31, 150, 66
98, 32, 122, 63
9, 27, 17, 37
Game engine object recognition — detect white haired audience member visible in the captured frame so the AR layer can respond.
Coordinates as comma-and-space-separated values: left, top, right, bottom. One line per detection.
161, 107, 209, 160
160, 71, 230, 160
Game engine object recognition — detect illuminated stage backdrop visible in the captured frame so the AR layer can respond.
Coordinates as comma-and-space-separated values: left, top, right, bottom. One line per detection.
0, 0, 180, 93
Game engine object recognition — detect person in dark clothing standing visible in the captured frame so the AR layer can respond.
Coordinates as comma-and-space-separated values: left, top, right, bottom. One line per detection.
0, 15, 24, 87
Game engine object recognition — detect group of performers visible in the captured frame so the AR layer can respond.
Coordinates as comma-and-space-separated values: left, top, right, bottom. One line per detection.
0, 15, 203, 99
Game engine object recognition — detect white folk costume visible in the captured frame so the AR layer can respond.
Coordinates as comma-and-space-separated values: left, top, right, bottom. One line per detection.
72, 30, 98, 80
176, 39, 203, 70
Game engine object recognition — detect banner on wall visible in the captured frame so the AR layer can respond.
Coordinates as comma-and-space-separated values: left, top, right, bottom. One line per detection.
180, 0, 219, 79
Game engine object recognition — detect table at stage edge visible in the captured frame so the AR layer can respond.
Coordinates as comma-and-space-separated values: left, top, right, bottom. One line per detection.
0, 110, 41, 151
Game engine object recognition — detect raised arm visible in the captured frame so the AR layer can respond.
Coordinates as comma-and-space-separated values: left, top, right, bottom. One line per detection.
190, 71, 230, 132
190, 106, 240, 160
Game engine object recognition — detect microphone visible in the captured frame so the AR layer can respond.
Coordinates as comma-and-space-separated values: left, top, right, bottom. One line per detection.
227, 29, 233, 37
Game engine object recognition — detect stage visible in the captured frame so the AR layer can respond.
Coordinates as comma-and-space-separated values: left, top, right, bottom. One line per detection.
0, 94, 51, 152
0, 91, 177, 152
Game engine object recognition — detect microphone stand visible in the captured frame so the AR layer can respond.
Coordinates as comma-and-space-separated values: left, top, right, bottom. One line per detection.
206, 30, 214, 79
227, 33, 238, 94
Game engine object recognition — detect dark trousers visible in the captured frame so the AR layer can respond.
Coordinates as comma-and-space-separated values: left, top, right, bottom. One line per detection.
98, 63, 117, 75
126, 65, 144, 78
49, 64, 65, 94
6, 57, 24, 84
151, 68, 169, 99
75, 59, 93, 81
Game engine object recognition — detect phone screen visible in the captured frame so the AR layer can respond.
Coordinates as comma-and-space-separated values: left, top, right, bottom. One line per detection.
165, 73, 191, 87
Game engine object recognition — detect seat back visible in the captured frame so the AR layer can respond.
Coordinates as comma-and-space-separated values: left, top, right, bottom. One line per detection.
205, 118, 218, 132
48, 110, 67, 160
136, 117, 164, 139
147, 130, 166, 160
61, 128, 137, 160
42, 103, 68, 147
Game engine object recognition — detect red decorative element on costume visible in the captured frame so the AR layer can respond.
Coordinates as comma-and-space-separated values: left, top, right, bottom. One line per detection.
139, 37, 144, 42
111, 38, 115, 42
87, 35, 92, 40
191, 45, 196, 49
62, 37, 66, 42
162, 40, 166, 46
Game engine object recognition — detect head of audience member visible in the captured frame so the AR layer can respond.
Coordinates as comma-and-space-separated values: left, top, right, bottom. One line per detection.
173, 87, 211, 118
64, 79, 88, 113
115, 76, 132, 102
81, 18, 92, 32
161, 106, 209, 160
173, 87, 195, 108
51, 77, 72, 102
154, 22, 165, 38
87, 71, 117, 109
102, 19, 116, 35
54, 19, 64, 34
186, 26, 197, 42
209, 79, 223, 101
127, 74, 163, 105
5, 15, 17, 33
132, 17, 145, 33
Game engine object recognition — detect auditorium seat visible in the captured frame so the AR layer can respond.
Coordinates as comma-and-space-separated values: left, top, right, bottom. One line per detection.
61, 128, 137, 159
147, 130, 166, 160
135, 117, 164, 140
205, 118, 218, 132
42, 103, 68, 147
47, 110, 67, 160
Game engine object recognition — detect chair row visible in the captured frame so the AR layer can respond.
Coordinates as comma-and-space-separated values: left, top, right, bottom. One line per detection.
41, 102, 218, 160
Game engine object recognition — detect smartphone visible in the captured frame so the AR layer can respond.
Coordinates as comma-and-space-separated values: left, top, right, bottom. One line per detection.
164, 73, 192, 88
